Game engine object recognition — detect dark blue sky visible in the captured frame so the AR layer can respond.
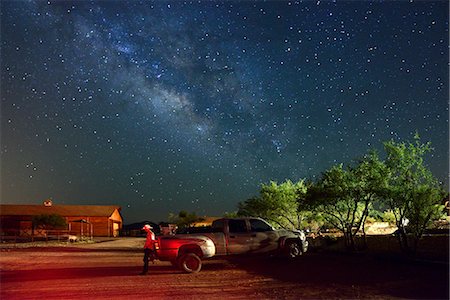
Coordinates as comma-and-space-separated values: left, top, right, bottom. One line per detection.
1, 1, 448, 223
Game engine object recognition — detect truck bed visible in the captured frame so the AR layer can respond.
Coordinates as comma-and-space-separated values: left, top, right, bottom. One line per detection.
174, 232, 227, 256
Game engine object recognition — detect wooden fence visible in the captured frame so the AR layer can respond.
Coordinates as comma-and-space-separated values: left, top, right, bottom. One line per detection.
0, 229, 85, 244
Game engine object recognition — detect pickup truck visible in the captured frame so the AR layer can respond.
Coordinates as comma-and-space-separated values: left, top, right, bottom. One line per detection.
155, 217, 308, 273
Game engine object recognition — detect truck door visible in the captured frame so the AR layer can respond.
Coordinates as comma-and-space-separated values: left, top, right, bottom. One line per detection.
249, 218, 279, 253
226, 219, 252, 254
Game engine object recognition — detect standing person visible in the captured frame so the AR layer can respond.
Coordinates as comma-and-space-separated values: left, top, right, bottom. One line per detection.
140, 224, 156, 275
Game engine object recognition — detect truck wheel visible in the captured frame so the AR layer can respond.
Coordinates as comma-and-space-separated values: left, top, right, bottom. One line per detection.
178, 253, 202, 273
286, 241, 302, 258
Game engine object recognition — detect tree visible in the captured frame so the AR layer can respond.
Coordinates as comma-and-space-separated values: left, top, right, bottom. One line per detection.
32, 214, 67, 231
168, 211, 205, 229
237, 179, 308, 230
382, 134, 446, 253
352, 151, 390, 246
308, 164, 360, 250
307, 152, 388, 251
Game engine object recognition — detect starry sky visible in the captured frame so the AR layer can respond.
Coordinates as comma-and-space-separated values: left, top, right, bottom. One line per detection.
1, 1, 448, 223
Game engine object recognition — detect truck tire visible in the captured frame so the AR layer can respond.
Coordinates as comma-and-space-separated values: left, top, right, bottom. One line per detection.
178, 253, 202, 273
285, 240, 302, 258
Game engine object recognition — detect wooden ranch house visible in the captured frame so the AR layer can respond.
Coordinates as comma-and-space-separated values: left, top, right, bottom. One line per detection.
0, 200, 122, 238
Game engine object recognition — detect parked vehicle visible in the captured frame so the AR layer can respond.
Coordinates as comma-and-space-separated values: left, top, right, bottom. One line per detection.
155, 217, 308, 273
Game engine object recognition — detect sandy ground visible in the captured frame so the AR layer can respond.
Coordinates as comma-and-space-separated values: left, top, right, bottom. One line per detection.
0, 238, 448, 300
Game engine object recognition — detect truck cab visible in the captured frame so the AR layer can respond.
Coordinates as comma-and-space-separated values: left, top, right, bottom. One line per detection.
212, 217, 307, 256
156, 217, 308, 273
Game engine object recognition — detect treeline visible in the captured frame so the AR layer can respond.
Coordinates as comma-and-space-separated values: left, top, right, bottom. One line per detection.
237, 134, 448, 253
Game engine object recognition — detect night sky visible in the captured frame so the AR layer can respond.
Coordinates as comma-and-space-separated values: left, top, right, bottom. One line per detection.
1, 1, 448, 223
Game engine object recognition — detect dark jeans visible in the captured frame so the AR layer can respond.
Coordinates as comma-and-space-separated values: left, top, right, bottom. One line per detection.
142, 248, 154, 273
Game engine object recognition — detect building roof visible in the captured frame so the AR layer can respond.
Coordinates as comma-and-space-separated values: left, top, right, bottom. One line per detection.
0, 204, 121, 217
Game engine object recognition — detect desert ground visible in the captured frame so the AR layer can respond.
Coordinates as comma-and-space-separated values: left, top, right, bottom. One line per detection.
0, 238, 448, 300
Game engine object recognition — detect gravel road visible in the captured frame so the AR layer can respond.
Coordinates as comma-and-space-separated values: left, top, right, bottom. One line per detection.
0, 238, 448, 299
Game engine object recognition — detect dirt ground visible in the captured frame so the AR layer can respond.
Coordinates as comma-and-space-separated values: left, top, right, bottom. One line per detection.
0, 238, 448, 300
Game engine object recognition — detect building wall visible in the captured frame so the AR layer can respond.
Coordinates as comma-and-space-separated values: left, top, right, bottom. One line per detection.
1, 216, 29, 235
67, 217, 102, 237
109, 209, 123, 237
1, 213, 123, 238
110, 209, 122, 223
67, 216, 122, 237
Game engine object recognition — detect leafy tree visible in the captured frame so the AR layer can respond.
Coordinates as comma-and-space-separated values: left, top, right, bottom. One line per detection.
382, 134, 447, 253
352, 151, 390, 245
308, 164, 361, 250
237, 179, 308, 230
168, 211, 205, 229
32, 214, 67, 231
307, 152, 388, 250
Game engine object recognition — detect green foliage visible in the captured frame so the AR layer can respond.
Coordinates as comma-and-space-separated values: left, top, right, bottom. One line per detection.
368, 208, 384, 222
32, 214, 67, 229
364, 216, 377, 224
406, 186, 445, 234
234, 132, 445, 255
381, 210, 397, 224
382, 133, 447, 253
301, 210, 326, 232
307, 152, 388, 250
237, 179, 308, 230
168, 211, 205, 229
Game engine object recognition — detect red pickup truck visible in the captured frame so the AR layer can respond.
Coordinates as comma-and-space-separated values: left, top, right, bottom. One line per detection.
155, 217, 308, 273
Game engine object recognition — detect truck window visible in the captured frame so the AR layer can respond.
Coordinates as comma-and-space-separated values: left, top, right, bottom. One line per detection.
228, 219, 247, 233
212, 219, 225, 232
249, 219, 272, 232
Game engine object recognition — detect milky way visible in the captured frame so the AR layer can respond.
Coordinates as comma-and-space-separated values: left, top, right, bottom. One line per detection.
1, 1, 448, 223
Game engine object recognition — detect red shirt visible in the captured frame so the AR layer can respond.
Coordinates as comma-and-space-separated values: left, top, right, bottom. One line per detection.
144, 230, 156, 249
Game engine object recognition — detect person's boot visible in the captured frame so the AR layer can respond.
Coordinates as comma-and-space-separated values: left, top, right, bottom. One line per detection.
139, 265, 149, 275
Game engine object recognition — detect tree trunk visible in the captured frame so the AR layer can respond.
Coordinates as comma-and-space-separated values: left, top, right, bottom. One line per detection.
360, 215, 368, 250
345, 226, 355, 251
397, 225, 410, 253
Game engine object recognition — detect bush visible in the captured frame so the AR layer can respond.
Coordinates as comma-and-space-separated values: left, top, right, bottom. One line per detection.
32, 214, 67, 230
368, 209, 384, 222
381, 210, 396, 224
